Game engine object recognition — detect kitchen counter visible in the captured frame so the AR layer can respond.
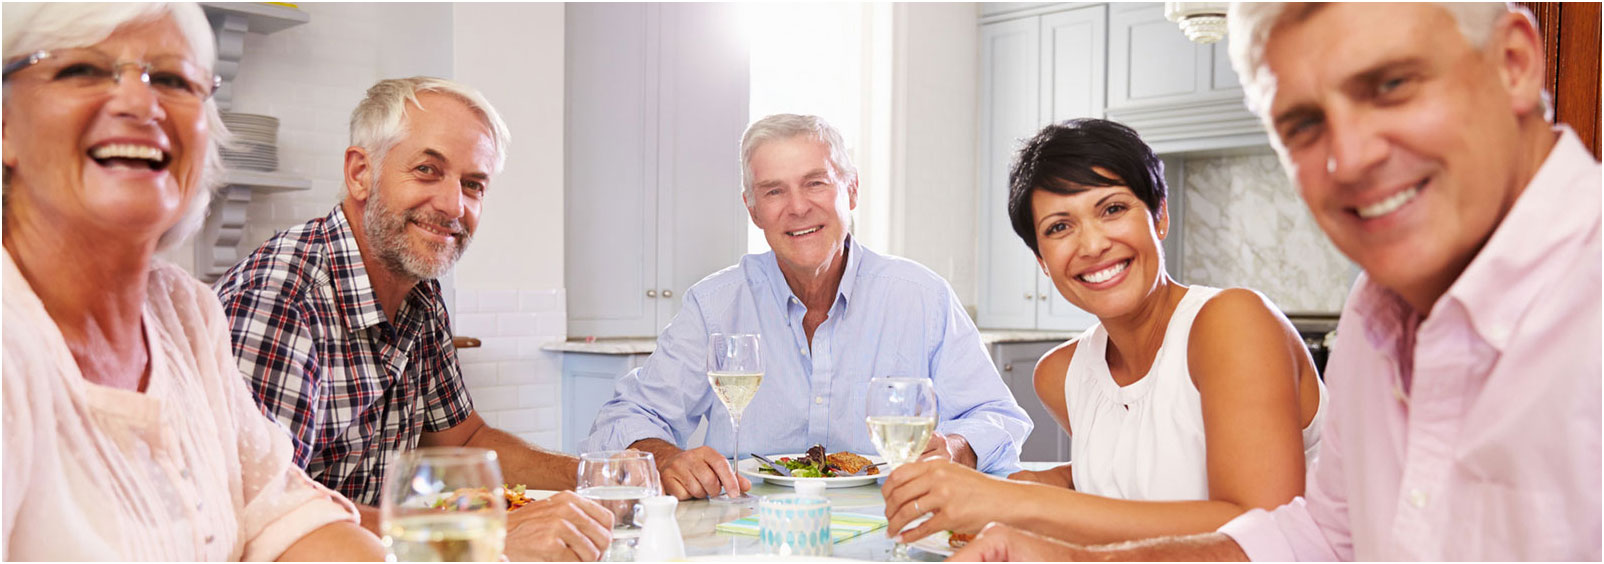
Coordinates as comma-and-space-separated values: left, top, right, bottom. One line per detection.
547, 331, 1079, 356
542, 338, 657, 355
978, 330, 1080, 346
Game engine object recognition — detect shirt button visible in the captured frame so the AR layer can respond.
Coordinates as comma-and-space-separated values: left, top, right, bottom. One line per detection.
1409, 489, 1428, 508
800, 347, 808, 356
204, 534, 215, 544
180, 468, 191, 480
814, 396, 824, 405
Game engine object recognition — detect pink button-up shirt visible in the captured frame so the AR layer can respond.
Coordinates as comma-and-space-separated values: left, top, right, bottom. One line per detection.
1218, 129, 1602, 560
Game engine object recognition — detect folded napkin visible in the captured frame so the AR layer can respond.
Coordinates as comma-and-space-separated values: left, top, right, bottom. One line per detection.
715, 512, 888, 544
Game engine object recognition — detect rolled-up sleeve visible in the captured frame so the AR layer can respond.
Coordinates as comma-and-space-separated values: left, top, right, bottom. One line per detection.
1217, 391, 1351, 561
581, 292, 717, 452
928, 288, 1032, 475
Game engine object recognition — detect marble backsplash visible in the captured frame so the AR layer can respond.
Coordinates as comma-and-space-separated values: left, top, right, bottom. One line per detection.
1180, 152, 1356, 313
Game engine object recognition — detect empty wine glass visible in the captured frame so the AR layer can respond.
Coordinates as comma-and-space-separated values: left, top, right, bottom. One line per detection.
380, 447, 508, 562
577, 450, 661, 562
865, 377, 938, 561
707, 332, 763, 504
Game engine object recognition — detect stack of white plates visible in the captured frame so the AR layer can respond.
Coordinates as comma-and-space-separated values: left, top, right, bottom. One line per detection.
221, 112, 279, 172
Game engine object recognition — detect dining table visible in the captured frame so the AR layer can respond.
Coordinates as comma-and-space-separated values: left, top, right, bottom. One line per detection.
659, 462, 1061, 562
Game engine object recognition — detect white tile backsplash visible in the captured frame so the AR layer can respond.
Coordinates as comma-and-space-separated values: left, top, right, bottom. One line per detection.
1182, 151, 1356, 313
456, 287, 567, 451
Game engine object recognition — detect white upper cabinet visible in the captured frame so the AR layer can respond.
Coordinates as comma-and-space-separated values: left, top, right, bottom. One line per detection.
565, 4, 749, 338
976, 4, 1104, 331
1104, 3, 1263, 153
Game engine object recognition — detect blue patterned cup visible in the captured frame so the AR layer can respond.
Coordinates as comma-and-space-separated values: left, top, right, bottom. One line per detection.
759, 494, 831, 556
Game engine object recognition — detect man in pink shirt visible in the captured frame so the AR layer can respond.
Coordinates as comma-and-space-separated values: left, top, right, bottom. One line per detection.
953, 3, 1601, 561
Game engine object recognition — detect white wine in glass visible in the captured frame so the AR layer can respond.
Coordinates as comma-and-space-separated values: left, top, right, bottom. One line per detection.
707, 332, 762, 504
865, 378, 938, 561
381, 447, 508, 562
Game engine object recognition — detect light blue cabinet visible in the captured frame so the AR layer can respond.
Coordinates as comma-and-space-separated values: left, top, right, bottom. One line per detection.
976, 4, 1103, 331
991, 340, 1072, 463
561, 352, 651, 453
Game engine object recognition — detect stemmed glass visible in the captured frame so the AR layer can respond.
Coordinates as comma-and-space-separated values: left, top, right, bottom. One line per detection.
865, 377, 938, 561
577, 450, 662, 562
380, 447, 508, 562
707, 332, 763, 504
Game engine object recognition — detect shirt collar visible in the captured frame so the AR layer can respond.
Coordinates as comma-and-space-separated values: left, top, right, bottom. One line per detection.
320, 205, 389, 332
1349, 127, 1599, 353
1441, 127, 1598, 351
760, 235, 864, 317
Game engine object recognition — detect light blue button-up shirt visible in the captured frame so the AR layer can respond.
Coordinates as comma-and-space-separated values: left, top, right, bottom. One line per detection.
581, 238, 1033, 474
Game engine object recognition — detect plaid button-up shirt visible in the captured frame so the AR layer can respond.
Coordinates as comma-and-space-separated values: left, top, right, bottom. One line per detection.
214, 205, 473, 505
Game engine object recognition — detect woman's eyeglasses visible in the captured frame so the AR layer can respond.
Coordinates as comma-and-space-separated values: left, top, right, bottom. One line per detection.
2, 48, 220, 104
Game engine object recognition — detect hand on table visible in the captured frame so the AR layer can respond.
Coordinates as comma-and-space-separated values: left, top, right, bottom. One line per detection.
919, 431, 977, 467
504, 491, 614, 562
657, 445, 751, 500
880, 457, 1028, 544
948, 522, 1085, 561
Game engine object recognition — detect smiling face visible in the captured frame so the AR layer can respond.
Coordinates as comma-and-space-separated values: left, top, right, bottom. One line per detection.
1, 15, 208, 246
1262, 3, 1541, 310
745, 135, 857, 278
354, 92, 495, 280
1032, 174, 1169, 320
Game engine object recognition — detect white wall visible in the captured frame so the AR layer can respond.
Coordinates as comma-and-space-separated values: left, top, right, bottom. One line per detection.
194, 3, 566, 450
449, 3, 568, 449
889, 3, 981, 311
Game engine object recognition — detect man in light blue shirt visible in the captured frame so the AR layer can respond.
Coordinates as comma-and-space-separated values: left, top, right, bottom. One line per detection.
582, 114, 1032, 500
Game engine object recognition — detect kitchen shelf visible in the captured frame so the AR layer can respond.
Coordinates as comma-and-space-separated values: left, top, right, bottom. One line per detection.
221, 169, 312, 193
199, 2, 309, 34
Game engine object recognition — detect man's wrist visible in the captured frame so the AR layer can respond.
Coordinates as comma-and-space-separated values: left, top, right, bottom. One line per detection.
947, 433, 978, 467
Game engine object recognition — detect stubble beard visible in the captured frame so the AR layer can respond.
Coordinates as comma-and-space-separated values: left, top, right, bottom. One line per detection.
363, 185, 472, 281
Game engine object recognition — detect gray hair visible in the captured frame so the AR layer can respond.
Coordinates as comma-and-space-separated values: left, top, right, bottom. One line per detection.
739, 114, 858, 208
1228, 2, 1531, 119
2, 2, 228, 251
346, 76, 512, 196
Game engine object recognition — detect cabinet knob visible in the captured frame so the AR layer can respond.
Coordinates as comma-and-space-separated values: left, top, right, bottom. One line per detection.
662, 289, 673, 298
1039, 293, 1048, 301
1003, 362, 1013, 372
646, 289, 657, 298
1024, 292, 1034, 300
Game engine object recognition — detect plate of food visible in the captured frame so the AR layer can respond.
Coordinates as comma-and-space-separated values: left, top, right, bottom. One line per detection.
908, 530, 969, 557
739, 445, 886, 488
415, 484, 557, 511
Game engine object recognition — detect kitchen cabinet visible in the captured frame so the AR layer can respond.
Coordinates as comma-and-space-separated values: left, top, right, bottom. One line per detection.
565, 3, 749, 338
1103, 3, 1266, 153
560, 350, 651, 453
976, 4, 1103, 331
990, 340, 1071, 463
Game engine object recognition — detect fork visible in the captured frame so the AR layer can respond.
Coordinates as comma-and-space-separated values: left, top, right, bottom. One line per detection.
750, 453, 792, 477
847, 462, 887, 477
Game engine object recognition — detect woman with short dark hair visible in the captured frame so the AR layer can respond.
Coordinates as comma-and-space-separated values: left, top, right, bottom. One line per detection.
881, 118, 1326, 546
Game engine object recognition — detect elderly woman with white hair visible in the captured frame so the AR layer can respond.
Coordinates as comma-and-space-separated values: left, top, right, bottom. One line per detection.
1, 2, 383, 560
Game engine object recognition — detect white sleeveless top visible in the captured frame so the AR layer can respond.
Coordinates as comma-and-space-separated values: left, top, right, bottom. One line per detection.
1064, 286, 1327, 501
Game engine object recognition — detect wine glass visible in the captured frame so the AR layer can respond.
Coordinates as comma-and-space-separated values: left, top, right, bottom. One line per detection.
865, 377, 938, 561
577, 450, 662, 562
706, 332, 763, 504
380, 447, 508, 562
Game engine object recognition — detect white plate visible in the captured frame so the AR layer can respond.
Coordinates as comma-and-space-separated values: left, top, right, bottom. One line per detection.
908, 531, 955, 557
738, 454, 885, 488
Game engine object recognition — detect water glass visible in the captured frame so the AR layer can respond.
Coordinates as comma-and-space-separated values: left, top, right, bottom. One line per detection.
577, 450, 662, 561
380, 447, 508, 562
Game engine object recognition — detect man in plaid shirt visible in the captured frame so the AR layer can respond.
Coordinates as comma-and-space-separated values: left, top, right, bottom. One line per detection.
215, 77, 613, 561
